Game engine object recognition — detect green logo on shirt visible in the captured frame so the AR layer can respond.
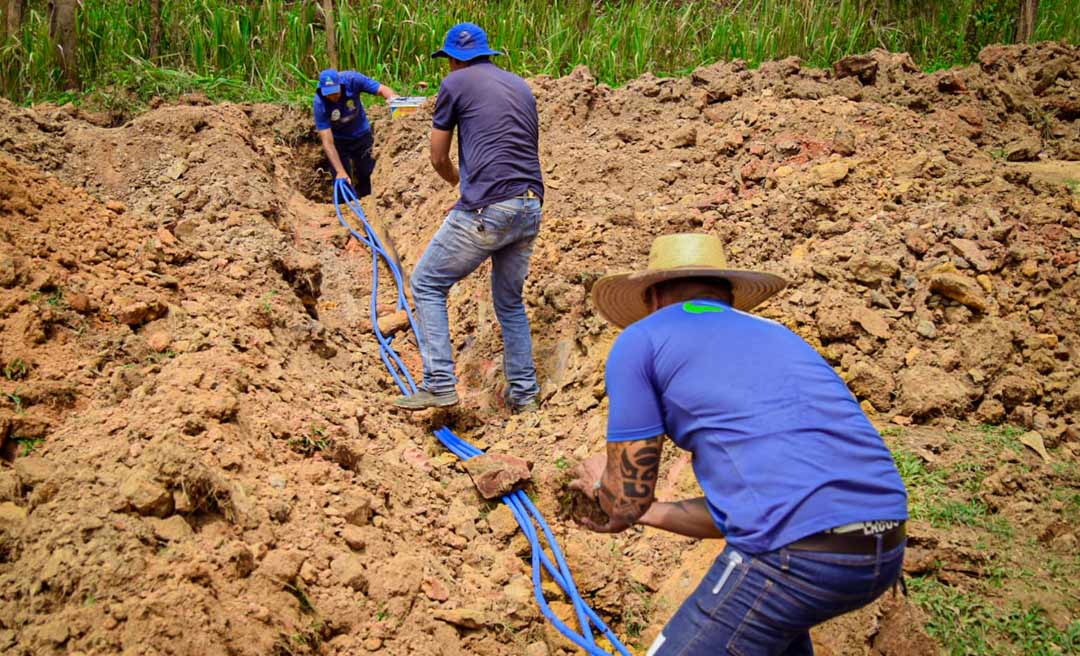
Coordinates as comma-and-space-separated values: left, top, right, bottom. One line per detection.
682, 301, 726, 315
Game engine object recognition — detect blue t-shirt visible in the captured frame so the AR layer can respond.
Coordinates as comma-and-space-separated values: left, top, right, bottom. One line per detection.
313, 71, 381, 140
605, 299, 908, 554
431, 61, 544, 211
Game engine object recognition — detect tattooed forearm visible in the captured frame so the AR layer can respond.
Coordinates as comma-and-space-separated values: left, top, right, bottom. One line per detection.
598, 437, 663, 526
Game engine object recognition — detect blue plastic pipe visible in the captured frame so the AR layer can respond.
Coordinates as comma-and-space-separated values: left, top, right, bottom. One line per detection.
332, 180, 629, 656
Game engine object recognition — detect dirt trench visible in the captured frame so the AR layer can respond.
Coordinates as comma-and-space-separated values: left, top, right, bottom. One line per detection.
0, 41, 1078, 655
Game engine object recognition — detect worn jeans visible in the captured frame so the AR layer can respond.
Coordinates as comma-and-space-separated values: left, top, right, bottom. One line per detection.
410, 197, 542, 405
648, 540, 905, 656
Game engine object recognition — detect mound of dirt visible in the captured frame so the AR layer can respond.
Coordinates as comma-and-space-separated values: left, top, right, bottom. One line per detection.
0, 41, 1078, 655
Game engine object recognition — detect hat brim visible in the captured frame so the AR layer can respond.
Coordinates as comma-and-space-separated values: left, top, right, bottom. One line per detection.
319, 84, 342, 96
431, 47, 503, 60
591, 267, 788, 328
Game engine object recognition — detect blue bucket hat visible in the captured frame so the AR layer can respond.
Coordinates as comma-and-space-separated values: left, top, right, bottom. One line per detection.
318, 68, 342, 96
431, 22, 502, 61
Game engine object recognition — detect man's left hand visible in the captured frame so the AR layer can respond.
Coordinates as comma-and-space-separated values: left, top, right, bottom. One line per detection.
568, 453, 631, 533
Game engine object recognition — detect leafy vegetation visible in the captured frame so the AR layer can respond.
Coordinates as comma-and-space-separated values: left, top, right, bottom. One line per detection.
909, 576, 1080, 656
2, 0, 1078, 108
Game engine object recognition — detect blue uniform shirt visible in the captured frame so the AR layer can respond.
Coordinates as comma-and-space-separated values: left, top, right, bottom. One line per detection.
313, 71, 381, 140
605, 299, 908, 554
432, 61, 544, 211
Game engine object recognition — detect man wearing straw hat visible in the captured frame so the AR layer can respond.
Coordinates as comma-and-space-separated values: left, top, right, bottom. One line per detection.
570, 233, 908, 655
394, 23, 544, 413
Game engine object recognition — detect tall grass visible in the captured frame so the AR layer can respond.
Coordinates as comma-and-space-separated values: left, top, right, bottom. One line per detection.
1, 0, 1078, 107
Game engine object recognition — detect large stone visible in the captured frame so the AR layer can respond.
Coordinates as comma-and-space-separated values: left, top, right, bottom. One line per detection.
433, 608, 489, 630
808, 160, 851, 186
0, 502, 28, 529
147, 515, 193, 542
119, 472, 174, 518
895, 366, 974, 419
14, 456, 55, 488
341, 493, 373, 527
1063, 379, 1080, 412
113, 299, 168, 326
376, 310, 410, 336
331, 553, 367, 592
992, 374, 1041, 410
486, 504, 519, 540
1004, 137, 1040, 162
853, 307, 890, 339
847, 362, 896, 412
949, 239, 995, 272
929, 272, 990, 313
462, 453, 533, 500
259, 548, 305, 584
848, 255, 899, 287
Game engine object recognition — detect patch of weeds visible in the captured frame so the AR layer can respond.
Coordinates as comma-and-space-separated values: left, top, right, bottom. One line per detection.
990, 147, 1006, 160
949, 460, 987, 495
5, 389, 25, 415
16, 436, 44, 457
83, 592, 97, 607
555, 455, 570, 470
145, 349, 177, 364
2, 358, 29, 381
1066, 178, 1080, 193
46, 289, 64, 307
375, 602, 389, 622
259, 291, 278, 314
880, 426, 905, 438
27, 291, 41, 303
477, 500, 498, 520
622, 582, 653, 644
978, 423, 1024, 451
284, 582, 315, 614
892, 447, 946, 520
925, 498, 1013, 538
908, 576, 1080, 655
288, 426, 333, 457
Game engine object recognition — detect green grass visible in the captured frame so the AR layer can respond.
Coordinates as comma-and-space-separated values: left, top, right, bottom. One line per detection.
910, 576, 1080, 656
979, 423, 1026, 451
2, 0, 1079, 109
893, 446, 1012, 535
2, 358, 29, 381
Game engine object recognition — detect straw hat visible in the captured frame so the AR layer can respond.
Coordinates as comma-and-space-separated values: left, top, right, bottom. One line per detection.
591, 233, 788, 328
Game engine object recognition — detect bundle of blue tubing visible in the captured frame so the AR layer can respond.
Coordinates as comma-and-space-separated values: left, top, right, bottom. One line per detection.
332, 179, 630, 656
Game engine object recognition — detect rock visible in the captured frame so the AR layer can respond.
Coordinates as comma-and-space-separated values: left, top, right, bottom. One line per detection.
147, 331, 172, 353
376, 310, 410, 336
66, 291, 94, 313
462, 453, 533, 500
993, 374, 1040, 410
904, 229, 930, 256
853, 307, 890, 339
0, 502, 28, 529
260, 549, 305, 584
33, 621, 69, 646
165, 160, 189, 180
848, 362, 895, 412
809, 160, 850, 186
975, 398, 1006, 424
341, 525, 367, 551
1063, 380, 1080, 411
148, 515, 193, 542
14, 456, 55, 488
331, 553, 367, 592
832, 130, 857, 156
113, 300, 168, 326
525, 642, 549, 656
342, 493, 374, 526
848, 255, 899, 287
949, 239, 994, 272
669, 125, 697, 148
816, 300, 856, 342
268, 474, 287, 489
929, 272, 989, 313
105, 200, 127, 214
1004, 137, 1040, 162
433, 608, 488, 629
916, 320, 937, 339
895, 366, 973, 419
486, 504, 518, 540
422, 577, 450, 602
119, 472, 174, 517
834, 54, 878, 84
401, 447, 432, 473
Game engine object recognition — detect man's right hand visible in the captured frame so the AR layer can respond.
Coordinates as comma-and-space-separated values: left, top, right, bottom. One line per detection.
336, 171, 351, 184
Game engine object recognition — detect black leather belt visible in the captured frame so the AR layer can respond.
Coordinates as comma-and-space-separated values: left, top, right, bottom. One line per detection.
788, 522, 906, 554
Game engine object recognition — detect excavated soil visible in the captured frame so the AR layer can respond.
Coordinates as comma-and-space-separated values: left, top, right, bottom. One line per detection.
1, 41, 1079, 655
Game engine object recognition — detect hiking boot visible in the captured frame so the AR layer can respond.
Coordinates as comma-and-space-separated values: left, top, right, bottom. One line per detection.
393, 389, 459, 411
510, 398, 539, 415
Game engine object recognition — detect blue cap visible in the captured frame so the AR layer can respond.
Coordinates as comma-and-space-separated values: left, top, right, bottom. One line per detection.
318, 68, 342, 96
431, 23, 502, 61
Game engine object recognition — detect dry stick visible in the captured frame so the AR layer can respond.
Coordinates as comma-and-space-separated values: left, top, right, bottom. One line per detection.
5, 0, 25, 40
1017, 0, 1039, 43
48, 0, 80, 91
149, 0, 162, 61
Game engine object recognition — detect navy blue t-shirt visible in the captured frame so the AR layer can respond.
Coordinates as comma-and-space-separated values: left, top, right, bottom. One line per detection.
605, 299, 908, 554
431, 61, 544, 211
313, 71, 381, 140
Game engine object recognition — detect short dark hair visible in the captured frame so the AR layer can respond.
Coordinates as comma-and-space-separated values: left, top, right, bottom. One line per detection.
650, 276, 733, 300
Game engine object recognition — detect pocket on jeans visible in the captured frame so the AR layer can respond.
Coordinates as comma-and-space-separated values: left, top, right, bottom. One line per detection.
695, 549, 747, 617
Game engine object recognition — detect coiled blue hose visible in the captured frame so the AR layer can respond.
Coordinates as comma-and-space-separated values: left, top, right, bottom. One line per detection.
332, 179, 629, 656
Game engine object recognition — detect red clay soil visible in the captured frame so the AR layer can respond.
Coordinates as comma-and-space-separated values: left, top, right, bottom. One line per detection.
0, 41, 1078, 655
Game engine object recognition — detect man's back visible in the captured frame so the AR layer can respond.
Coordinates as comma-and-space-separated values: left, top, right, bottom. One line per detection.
432, 61, 544, 210
605, 299, 908, 553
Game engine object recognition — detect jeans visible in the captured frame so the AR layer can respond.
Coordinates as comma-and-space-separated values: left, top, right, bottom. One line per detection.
334, 131, 375, 197
410, 197, 542, 405
648, 540, 905, 656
